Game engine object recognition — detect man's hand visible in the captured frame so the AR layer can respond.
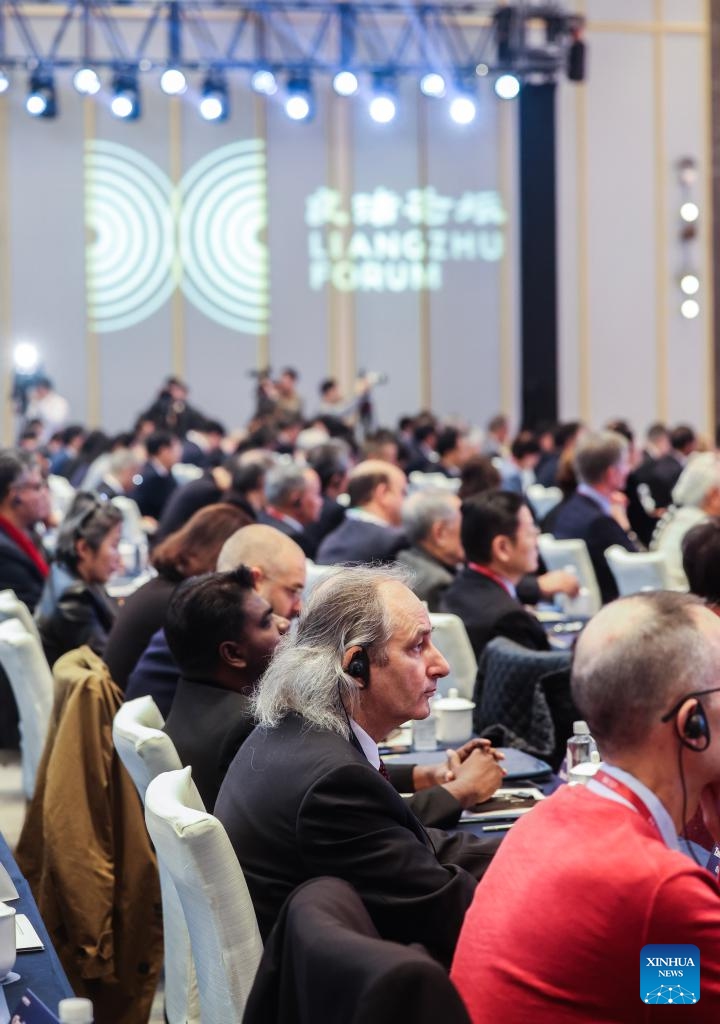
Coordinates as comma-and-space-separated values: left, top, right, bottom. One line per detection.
537, 570, 581, 599
442, 746, 507, 810
412, 739, 504, 791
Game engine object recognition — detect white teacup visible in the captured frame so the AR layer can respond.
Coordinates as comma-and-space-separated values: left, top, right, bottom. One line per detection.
0, 902, 16, 981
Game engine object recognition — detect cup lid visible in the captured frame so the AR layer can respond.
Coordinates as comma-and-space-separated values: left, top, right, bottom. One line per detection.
434, 687, 475, 711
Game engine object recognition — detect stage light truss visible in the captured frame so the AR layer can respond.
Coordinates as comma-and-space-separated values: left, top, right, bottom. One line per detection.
0, 1, 585, 80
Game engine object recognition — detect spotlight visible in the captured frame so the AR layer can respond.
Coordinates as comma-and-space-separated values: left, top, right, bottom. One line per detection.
26, 71, 57, 118
681, 299, 700, 320
160, 68, 187, 96
680, 274, 700, 296
251, 69, 277, 96
13, 341, 40, 374
0, 69, 10, 95
285, 76, 313, 121
449, 82, 476, 125
199, 73, 229, 121
369, 75, 396, 124
73, 67, 101, 96
420, 72, 446, 98
111, 71, 140, 120
333, 70, 359, 96
495, 73, 520, 100
680, 202, 699, 223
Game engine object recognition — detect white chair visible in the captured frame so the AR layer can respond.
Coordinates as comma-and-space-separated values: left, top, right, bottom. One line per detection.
112, 697, 197, 1024
303, 560, 336, 602
605, 545, 671, 596
145, 768, 263, 1024
0, 618, 54, 798
0, 589, 42, 644
538, 534, 602, 616
428, 613, 477, 700
47, 473, 76, 519
172, 463, 204, 486
526, 484, 563, 522
111, 495, 146, 545
408, 471, 459, 494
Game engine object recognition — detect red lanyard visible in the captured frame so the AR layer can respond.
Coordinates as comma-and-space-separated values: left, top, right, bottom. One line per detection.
467, 562, 511, 594
594, 769, 663, 842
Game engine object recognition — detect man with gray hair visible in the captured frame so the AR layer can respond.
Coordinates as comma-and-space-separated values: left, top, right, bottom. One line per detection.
452, 591, 720, 1020
651, 452, 720, 589
258, 463, 322, 556
397, 489, 464, 610
551, 430, 637, 602
215, 565, 505, 966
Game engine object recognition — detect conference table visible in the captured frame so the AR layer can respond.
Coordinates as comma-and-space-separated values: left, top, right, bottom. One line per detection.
0, 831, 73, 1019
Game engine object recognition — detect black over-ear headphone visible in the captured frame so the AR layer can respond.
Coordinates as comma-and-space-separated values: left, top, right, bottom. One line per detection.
346, 647, 370, 688
661, 694, 711, 751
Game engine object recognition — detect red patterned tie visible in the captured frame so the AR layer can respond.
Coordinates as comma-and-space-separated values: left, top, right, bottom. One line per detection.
378, 758, 390, 781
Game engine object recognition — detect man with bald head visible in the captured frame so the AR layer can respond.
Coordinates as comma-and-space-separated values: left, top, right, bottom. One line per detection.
452, 591, 720, 1022
316, 459, 408, 564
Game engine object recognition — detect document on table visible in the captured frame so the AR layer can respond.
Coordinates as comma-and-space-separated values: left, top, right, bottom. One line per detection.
0, 864, 18, 904
15, 916, 44, 953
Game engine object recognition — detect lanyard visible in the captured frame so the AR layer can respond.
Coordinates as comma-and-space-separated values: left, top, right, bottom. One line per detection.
594, 769, 663, 842
467, 562, 511, 594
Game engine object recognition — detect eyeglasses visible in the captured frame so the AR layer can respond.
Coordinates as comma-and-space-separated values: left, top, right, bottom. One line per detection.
660, 687, 720, 723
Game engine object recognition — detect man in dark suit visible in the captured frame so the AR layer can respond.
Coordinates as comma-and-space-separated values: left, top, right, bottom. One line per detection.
625, 421, 670, 546
645, 423, 697, 510
441, 491, 550, 661
215, 565, 504, 966
163, 567, 283, 810
131, 430, 181, 522
551, 430, 637, 603
316, 460, 408, 564
258, 463, 323, 557
301, 441, 351, 559
0, 448, 51, 611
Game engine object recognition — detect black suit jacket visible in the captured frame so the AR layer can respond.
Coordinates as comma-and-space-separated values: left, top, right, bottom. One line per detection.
131, 462, 178, 521
256, 510, 315, 557
316, 518, 408, 565
164, 677, 254, 811
300, 497, 346, 561
215, 713, 498, 966
645, 453, 684, 510
0, 530, 47, 612
104, 575, 177, 690
550, 492, 636, 603
441, 568, 550, 663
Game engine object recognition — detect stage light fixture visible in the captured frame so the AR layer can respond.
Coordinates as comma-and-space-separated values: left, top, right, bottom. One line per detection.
680, 202, 699, 224
251, 69, 278, 96
369, 75, 396, 124
681, 299, 700, 320
73, 67, 101, 96
111, 71, 140, 120
495, 73, 520, 100
199, 73, 229, 121
333, 70, 359, 96
26, 71, 57, 118
0, 70, 9, 95
160, 68, 187, 96
285, 76, 313, 121
13, 341, 40, 374
420, 72, 446, 98
680, 274, 700, 296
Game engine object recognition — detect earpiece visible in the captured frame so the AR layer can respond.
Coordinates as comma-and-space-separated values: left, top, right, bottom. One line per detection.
681, 701, 710, 750
345, 646, 370, 688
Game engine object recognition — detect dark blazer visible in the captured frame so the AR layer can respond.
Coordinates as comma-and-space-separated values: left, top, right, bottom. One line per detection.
104, 575, 177, 690
131, 462, 177, 521
550, 492, 636, 603
155, 474, 221, 541
396, 546, 455, 612
215, 713, 498, 967
645, 453, 684, 510
124, 628, 179, 720
0, 530, 47, 612
301, 497, 346, 561
441, 568, 549, 663
35, 564, 117, 668
316, 517, 408, 565
256, 510, 314, 557
164, 677, 254, 811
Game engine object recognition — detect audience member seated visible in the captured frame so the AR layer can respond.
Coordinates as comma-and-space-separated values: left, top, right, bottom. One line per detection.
215, 565, 503, 966
181, 418, 226, 468
435, 427, 473, 478
49, 424, 85, 478
105, 503, 252, 688
397, 490, 464, 611
0, 449, 51, 611
124, 525, 306, 716
645, 422, 698, 510
480, 413, 509, 459
131, 429, 182, 522
362, 428, 400, 465
682, 518, 720, 613
441, 491, 550, 661
534, 420, 583, 488
258, 463, 323, 556
457, 455, 501, 501
95, 448, 142, 500
499, 432, 541, 494
301, 440, 352, 558
163, 567, 284, 809
649, 453, 720, 590
625, 421, 670, 546
452, 591, 720, 1021
316, 460, 408, 564
405, 422, 439, 474
36, 494, 123, 666
551, 430, 637, 603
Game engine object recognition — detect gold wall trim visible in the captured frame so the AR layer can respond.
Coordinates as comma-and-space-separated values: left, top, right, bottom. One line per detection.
417, 98, 431, 411
588, 20, 706, 35
0, 96, 11, 445
327, 93, 355, 397
498, 99, 514, 420
653, 0, 669, 421
84, 98, 101, 428
703, 0, 715, 436
575, 89, 590, 420
254, 94, 270, 372
169, 96, 185, 379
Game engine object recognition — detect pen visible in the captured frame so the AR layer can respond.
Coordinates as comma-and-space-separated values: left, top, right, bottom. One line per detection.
484, 823, 514, 832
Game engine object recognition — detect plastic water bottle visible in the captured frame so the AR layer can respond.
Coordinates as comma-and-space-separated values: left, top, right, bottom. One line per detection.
566, 720, 598, 771
59, 998, 94, 1023
412, 697, 438, 751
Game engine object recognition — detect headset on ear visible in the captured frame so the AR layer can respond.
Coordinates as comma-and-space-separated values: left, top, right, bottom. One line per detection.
345, 646, 370, 689
662, 695, 711, 751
